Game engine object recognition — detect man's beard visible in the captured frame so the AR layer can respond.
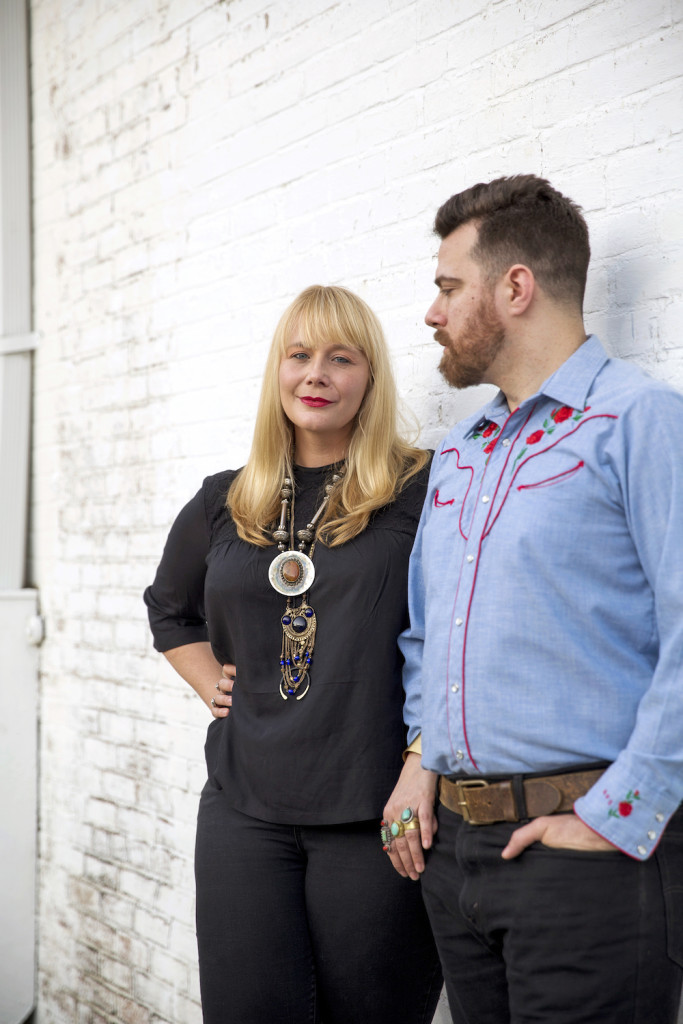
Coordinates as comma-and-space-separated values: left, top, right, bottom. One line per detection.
437, 295, 506, 389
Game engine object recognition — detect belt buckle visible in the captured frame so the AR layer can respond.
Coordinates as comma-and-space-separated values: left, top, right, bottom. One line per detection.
454, 779, 490, 825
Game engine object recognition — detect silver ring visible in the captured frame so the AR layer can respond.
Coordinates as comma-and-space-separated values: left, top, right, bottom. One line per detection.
210, 697, 216, 708
215, 681, 221, 691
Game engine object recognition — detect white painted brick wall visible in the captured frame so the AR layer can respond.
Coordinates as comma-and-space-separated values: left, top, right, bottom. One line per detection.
28, 0, 682, 1021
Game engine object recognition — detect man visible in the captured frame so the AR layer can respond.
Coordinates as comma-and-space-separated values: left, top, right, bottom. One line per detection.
383, 175, 683, 1023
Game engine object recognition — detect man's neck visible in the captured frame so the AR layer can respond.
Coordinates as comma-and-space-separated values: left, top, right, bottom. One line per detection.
497, 321, 588, 412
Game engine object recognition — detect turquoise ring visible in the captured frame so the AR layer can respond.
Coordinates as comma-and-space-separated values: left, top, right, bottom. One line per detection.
390, 820, 405, 838
401, 807, 415, 824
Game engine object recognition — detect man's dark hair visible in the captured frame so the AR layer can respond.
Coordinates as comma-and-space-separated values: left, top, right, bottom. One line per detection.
434, 174, 590, 309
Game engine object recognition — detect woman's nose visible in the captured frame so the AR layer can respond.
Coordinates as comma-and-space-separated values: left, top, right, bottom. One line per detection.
305, 356, 329, 384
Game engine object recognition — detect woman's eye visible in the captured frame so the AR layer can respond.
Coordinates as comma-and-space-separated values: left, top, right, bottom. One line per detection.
291, 351, 309, 360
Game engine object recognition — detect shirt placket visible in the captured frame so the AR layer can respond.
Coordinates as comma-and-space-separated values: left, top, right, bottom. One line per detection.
447, 407, 535, 771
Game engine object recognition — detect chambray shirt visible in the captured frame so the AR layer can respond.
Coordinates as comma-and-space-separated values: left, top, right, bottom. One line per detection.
401, 336, 683, 860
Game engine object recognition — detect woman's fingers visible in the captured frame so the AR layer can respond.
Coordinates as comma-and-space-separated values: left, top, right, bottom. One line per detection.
217, 663, 236, 693
210, 663, 236, 717
383, 803, 437, 879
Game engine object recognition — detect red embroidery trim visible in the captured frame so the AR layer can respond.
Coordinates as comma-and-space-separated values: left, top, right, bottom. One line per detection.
483, 414, 619, 539
517, 460, 584, 491
434, 489, 455, 507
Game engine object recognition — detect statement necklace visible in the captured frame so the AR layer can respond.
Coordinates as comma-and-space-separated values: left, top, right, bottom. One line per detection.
268, 467, 344, 700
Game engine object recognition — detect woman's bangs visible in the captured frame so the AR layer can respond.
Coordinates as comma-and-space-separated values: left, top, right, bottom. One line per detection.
288, 303, 369, 358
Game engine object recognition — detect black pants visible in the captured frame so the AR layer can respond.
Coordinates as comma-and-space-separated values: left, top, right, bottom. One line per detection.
421, 802, 683, 1024
195, 781, 443, 1024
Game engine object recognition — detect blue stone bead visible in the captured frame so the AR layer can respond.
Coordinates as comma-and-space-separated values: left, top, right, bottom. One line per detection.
287, 687, 295, 695
292, 616, 307, 633
286, 658, 291, 665
294, 655, 300, 662
293, 675, 299, 682
282, 615, 291, 625
304, 608, 313, 617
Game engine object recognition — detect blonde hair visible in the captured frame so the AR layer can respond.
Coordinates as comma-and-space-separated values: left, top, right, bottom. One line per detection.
228, 285, 428, 547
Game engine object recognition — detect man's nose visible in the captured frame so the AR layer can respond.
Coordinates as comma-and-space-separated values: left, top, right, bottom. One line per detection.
425, 300, 446, 328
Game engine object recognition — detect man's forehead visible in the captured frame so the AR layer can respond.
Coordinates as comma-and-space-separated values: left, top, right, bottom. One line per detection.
435, 223, 480, 278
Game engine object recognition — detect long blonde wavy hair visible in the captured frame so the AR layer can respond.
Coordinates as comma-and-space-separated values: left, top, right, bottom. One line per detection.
228, 285, 428, 547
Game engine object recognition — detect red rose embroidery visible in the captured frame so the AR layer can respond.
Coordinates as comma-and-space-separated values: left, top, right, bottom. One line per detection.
526, 430, 544, 444
483, 440, 496, 454
552, 405, 573, 423
608, 788, 641, 820
482, 422, 497, 437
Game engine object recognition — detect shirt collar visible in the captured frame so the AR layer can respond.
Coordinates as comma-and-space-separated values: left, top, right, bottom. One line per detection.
465, 335, 608, 438
535, 335, 609, 410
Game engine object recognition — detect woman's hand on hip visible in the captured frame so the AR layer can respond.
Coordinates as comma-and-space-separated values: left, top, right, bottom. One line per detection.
211, 663, 236, 718
382, 753, 438, 881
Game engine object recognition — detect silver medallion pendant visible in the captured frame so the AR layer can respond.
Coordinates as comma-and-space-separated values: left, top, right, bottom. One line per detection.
268, 549, 315, 597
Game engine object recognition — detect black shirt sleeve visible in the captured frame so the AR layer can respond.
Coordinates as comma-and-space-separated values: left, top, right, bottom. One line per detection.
143, 485, 212, 651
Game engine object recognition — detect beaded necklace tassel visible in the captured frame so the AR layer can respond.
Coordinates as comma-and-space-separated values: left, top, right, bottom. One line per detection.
267, 470, 343, 700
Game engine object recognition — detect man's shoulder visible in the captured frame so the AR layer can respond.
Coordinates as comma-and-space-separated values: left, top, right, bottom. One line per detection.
592, 355, 683, 417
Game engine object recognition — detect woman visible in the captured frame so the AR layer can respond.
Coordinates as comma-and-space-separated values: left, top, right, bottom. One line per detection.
144, 285, 442, 1024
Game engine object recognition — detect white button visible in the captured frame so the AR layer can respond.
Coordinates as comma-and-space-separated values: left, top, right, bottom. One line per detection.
451, 684, 459, 693
466, 555, 474, 563
647, 831, 656, 841
455, 618, 463, 626
501, 438, 511, 447
637, 845, 647, 856
455, 750, 464, 761
482, 495, 490, 503
655, 813, 664, 822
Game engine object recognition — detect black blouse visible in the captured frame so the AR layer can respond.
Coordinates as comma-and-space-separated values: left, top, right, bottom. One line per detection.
144, 460, 431, 825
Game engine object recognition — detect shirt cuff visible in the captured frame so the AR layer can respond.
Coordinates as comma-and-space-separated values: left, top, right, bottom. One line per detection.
403, 733, 422, 762
574, 757, 681, 861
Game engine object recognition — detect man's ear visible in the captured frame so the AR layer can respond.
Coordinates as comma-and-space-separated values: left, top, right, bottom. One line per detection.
501, 264, 535, 317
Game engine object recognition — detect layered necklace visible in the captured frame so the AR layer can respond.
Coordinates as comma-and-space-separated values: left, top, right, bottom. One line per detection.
268, 466, 344, 700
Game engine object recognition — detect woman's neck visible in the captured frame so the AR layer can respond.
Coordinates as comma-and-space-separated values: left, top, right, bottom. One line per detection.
292, 430, 349, 467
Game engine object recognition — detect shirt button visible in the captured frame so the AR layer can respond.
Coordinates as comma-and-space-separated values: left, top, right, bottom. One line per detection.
647, 831, 656, 841
482, 495, 490, 503
655, 813, 664, 822
455, 617, 463, 626
451, 684, 459, 693
455, 750, 464, 761
501, 438, 511, 447
466, 555, 474, 563
637, 845, 647, 856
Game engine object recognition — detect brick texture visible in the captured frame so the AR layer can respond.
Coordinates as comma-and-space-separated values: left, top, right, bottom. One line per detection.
29, 1, 683, 1021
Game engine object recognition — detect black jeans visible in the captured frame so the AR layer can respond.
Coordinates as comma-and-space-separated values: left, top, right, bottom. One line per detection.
421, 802, 683, 1024
195, 781, 443, 1024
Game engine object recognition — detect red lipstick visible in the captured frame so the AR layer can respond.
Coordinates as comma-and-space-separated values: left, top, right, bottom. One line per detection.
300, 397, 332, 407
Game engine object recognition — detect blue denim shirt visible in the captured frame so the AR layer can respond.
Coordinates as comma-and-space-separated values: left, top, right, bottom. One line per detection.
401, 336, 683, 860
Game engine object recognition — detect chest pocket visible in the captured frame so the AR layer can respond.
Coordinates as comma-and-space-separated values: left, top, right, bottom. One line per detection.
517, 459, 585, 491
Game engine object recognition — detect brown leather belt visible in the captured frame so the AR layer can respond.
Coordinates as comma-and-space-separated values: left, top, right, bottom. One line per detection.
438, 768, 605, 825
